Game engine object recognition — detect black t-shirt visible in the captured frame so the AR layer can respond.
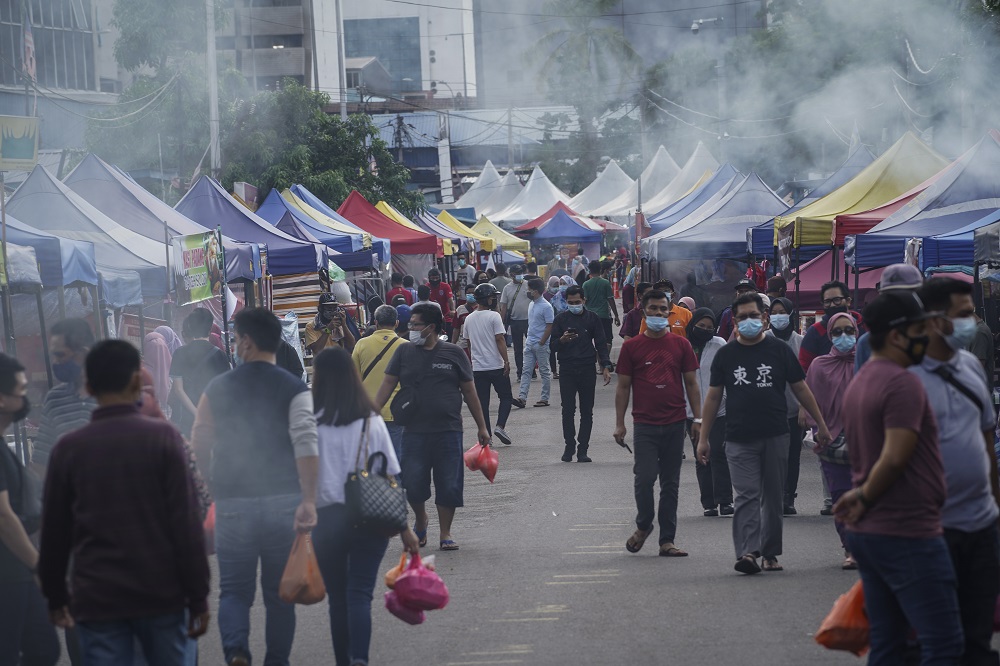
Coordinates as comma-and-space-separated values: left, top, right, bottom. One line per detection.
710, 335, 805, 442
0, 445, 31, 583
169, 340, 231, 432
276, 340, 304, 379
385, 341, 473, 434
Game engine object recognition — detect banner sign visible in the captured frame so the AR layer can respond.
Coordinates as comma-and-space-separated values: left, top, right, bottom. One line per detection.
0, 115, 39, 170
172, 232, 223, 305
777, 223, 795, 276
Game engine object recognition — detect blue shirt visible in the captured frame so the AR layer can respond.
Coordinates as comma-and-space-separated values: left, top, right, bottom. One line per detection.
526, 297, 554, 346
911, 350, 999, 532
854, 332, 873, 371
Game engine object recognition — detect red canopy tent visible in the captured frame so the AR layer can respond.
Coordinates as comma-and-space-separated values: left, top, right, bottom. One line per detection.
793, 250, 884, 310
337, 191, 442, 256
515, 201, 579, 232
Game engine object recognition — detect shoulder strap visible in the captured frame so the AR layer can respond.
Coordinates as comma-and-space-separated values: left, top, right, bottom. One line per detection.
362, 336, 399, 380
932, 365, 987, 414
354, 416, 371, 470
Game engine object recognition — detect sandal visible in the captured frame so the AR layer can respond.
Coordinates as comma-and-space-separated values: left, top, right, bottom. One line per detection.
534, 400, 549, 407
734, 554, 761, 575
659, 545, 688, 557
512, 398, 526, 409
842, 555, 858, 570
439, 539, 459, 551
414, 525, 427, 548
762, 557, 783, 572
625, 527, 654, 553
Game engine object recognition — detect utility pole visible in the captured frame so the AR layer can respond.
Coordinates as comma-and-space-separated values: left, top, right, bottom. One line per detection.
206, 0, 221, 177
334, 0, 347, 120
507, 106, 513, 169
438, 111, 454, 204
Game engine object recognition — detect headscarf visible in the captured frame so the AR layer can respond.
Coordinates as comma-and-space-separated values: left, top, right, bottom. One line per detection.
155, 326, 183, 354
770, 297, 796, 341
804, 312, 856, 438
559, 275, 577, 288
547, 276, 560, 290
143, 332, 173, 411
677, 296, 696, 311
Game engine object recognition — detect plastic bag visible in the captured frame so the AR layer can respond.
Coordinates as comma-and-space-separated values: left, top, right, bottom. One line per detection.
463, 443, 483, 471
815, 580, 869, 656
203, 503, 216, 556
394, 552, 450, 611
385, 552, 408, 590
278, 533, 327, 605
476, 445, 499, 483
385, 590, 425, 625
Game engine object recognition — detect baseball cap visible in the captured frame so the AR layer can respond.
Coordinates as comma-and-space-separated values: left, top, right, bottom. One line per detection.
395, 304, 412, 326
319, 293, 336, 305
862, 291, 932, 334
735, 278, 757, 291
879, 264, 923, 292
510, 264, 525, 275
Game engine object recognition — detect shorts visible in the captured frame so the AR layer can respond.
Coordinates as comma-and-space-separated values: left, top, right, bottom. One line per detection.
600, 318, 613, 345
400, 430, 464, 508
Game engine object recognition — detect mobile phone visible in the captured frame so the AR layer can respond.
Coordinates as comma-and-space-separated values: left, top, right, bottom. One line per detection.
566, 327, 577, 335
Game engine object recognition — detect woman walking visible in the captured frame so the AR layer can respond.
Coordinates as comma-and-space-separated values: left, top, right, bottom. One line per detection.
311, 348, 421, 665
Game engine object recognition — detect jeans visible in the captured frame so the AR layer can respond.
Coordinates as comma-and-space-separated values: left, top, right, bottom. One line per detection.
474, 368, 513, 432
215, 493, 300, 666
313, 504, 390, 666
726, 435, 788, 559
819, 460, 853, 551
846, 531, 964, 665
510, 319, 528, 377
77, 611, 188, 666
385, 421, 405, 464
0, 580, 60, 665
518, 341, 551, 402
689, 415, 732, 509
559, 363, 597, 455
944, 524, 1000, 666
784, 417, 803, 506
632, 422, 686, 545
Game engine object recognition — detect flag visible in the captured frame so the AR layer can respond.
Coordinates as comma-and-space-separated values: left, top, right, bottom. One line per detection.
22, 10, 36, 83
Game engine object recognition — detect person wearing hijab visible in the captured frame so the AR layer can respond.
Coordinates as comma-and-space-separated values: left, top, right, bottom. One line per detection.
769, 297, 805, 516
142, 332, 173, 417
686, 308, 734, 517
677, 296, 696, 312
802, 312, 858, 569
154, 326, 183, 355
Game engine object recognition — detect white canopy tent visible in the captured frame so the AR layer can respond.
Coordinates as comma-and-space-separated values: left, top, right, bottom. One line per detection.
589, 145, 681, 217
452, 160, 503, 211
489, 167, 572, 227
569, 160, 636, 216
640, 142, 720, 219
476, 169, 525, 218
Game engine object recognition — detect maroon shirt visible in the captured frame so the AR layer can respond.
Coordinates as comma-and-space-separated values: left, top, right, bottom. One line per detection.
616, 333, 699, 426
38, 404, 209, 622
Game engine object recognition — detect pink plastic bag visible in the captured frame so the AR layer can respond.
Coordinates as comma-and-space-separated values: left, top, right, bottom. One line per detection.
385, 590, 425, 625
463, 443, 482, 471
476, 445, 498, 483
394, 552, 450, 611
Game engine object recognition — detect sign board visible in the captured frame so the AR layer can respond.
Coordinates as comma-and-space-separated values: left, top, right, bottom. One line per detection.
0, 116, 39, 171
777, 223, 795, 276
118, 313, 168, 350
172, 232, 224, 305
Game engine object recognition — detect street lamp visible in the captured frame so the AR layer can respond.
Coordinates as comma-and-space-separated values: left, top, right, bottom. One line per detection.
691, 16, 726, 161
430, 80, 461, 109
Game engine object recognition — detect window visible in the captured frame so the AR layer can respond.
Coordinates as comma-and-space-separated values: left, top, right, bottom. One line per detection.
344, 17, 421, 94
346, 70, 361, 89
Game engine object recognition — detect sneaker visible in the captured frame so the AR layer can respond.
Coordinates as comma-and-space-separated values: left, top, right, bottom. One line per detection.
494, 427, 512, 446
561, 452, 574, 462
783, 505, 797, 516
820, 503, 834, 516
577, 454, 592, 463
719, 504, 734, 516
228, 653, 250, 666
704, 508, 719, 517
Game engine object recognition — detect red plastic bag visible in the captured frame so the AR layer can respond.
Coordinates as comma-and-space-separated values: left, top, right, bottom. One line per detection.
394, 552, 449, 611
463, 443, 482, 471
815, 580, 869, 656
385, 552, 408, 590
203, 503, 216, 556
278, 533, 327, 605
476, 445, 499, 483
385, 590, 425, 625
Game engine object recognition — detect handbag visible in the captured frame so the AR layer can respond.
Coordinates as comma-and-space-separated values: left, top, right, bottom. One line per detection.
817, 433, 850, 465
390, 345, 439, 425
344, 417, 409, 536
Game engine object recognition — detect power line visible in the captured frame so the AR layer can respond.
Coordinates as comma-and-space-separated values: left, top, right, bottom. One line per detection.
377, 0, 762, 19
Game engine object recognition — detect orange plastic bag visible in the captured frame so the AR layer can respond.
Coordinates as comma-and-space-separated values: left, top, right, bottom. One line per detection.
278, 533, 327, 605
463, 443, 482, 471
476, 444, 499, 483
385, 552, 408, 590
815, 580, 869, 656
203, 503, 216, 556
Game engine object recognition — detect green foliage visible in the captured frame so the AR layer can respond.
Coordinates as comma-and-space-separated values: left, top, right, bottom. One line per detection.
111, 0, 216, 72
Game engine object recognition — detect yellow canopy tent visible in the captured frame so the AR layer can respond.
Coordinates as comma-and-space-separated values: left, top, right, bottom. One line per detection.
376, 201, 454, 255
773, 132, 949, 247
471, 215, 530, 252
436, 210, 496, 252
280, 189, 373, 248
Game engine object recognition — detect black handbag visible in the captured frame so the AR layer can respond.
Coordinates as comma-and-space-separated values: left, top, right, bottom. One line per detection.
817, 433, 850, 465
344, 417, 408, 536
389, 345, 439, 426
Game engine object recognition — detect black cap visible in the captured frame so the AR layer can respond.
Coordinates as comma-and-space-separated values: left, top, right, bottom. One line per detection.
735, 278, 756, 291
319, 293, 336, 305
510, 264, 524, 275
862, 291, 932, 334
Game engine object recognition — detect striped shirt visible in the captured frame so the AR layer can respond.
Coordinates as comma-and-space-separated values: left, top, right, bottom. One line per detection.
33, 383, 96, 466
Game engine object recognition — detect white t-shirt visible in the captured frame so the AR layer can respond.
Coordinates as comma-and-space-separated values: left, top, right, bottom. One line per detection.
462, 308, 507, 371
316, 413, 401, 507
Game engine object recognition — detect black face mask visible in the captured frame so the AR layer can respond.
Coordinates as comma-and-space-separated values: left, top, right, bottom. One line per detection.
11, 395, 29, 422
689, 327, 715, 347
897, 331, 929, 365
824, 305, 848, 320
429, 278, 441, 286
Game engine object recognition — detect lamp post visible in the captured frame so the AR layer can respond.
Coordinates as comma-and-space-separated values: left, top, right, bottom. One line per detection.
691, 17, 726, 161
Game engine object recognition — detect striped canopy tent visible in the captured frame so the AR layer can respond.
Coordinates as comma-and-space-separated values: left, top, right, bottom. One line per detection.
471, 215, 530, 252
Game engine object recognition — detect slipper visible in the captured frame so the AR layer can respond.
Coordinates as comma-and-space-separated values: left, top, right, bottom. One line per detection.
842, 556, 858, 570
734, 555, 761, 575
512, 398, 526, 409
659, 545, 688, 557
534, 400, 549, 407
439, 539, 459, 551
762, 557, 783, 572
625, 527, 654, 554
414, 526, 427, 548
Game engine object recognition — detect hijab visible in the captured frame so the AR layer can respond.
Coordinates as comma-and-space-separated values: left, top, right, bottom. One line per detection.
143, 332, 173, 410
804, 312, 856, 438
155, 326, 183, 354
769, 297, 796, 341
686, 307, 717, 357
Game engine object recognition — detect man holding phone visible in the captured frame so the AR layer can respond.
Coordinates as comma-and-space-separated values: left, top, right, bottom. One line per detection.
551, 286, 612, 463
305, 293, 356, 354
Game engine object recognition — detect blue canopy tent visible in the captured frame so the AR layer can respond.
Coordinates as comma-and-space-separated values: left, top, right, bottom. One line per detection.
289, 184, 391, 263
914, 208, 1000, 269
256, 189, 375, 271
177, 177, 326, 277
3, 213, 98, 288
646, 164, 741, 235
63, 154, 262, 283
530, 210, 601, 244
412, 211, 469, 253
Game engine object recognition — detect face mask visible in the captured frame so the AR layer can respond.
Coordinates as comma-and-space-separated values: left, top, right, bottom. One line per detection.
458, 260, 466, 267
466, 294, 476, 303
53, 359, 81, 384
568, 304, 584, 315
513, 275, 523, 283
664, 292, 673, 303
737, 318, 764, 338
832, 334, 857, 353
559, 285, 567, 293
944, 316, 977, 351
690, 327, 714, 346
5, 395, 30, 422
549, 287, 559, 294
824, 305, 848, 319
429, 278, 440, 286
645, 316, 669, 332
770, 313, 790, 330
409, 330, 427, 345
896, 331, 929, 365
555, 255, 561, 261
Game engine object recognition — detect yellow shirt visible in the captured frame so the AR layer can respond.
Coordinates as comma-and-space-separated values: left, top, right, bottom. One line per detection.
352, 330, 405, 422
304, 319, 343, 351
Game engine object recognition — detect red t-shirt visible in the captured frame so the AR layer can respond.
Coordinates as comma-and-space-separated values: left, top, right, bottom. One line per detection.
428, 282, 454, 322
386, 286, 413, 305
616, 332, 699, 426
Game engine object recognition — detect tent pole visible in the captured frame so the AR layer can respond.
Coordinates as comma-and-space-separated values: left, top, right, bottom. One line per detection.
853, 264, 860, 306
138, 305, 146, 348
832, 246, 838, 281
91, 285, 103, 339
57, 287, 66, 320
36, 289, 53, 389
843, 249, 849, 289
794, 244, 801, 313
218, 228, 232, 365
974, 261, 983, 320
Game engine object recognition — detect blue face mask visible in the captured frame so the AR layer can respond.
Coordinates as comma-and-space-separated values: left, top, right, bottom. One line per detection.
513, 275, 523, 283
944, 316, 977, 351
568, 304, 584, 315
559, 285, 568, 293
645, 316, 669, 332
459, 260, 466, 267
770, 313, 790, 330
832, 334, 857, 353
466, 294, 476, 303
53, 359, 82, 384
737, 318, 764, 338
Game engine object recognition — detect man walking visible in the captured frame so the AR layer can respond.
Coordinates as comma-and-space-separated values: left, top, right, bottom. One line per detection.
499, 264, 532, 379
375, 304, 492, 551
192, 308, 319, 666
427, 268, 456, 336
516, 278, 554, 408
834, 291, 963, 663
551, 285, 612, 462
463, 283, 514, 446
39, 340, 210, 665
169, 308, 231, 437
614, 289, 702, 557
699, 292, 831, 574
911, 278, 1000, 665
582, 260, 620, 356
353, 304, 407, 458
455, 252, 477, 291
386, 272, 413, 305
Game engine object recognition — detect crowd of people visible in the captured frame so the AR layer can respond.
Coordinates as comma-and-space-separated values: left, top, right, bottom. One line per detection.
1, 247, 999, 665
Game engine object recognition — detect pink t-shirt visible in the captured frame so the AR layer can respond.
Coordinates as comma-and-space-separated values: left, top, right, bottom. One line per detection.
842, 358, 946, 538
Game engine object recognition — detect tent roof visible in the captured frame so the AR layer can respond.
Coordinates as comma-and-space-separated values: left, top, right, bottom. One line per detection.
475, 170, 524, 219
647, 164, 741, 234
405, 209, 460, 255
516, 201, 579, 231
1, 212, 98, 287
434, 210, 496, 252
783, 144, 876, 215
176, 176, 325, 276
568, 160, 635, 215
775, 132, 950, 247
589, 145, 681, 216
452, 160, 503, 211
532, 210, 602, 244
282, 188, 389, 263
337, 191, 441, 256
638, 142, 720, 218
920, 208, 1000, 269
489, 167, 571, 225
7, 165, 168, 298
373, 200, 426, 233
376, 201, 455, 254
795, 250, 883, 310
470, 215, 530, 252
63, 154, 261, 283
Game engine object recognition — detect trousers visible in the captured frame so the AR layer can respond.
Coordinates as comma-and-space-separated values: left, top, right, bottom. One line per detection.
473, 368, 513, 432
632, 422, 685, 545
559, 364, 597, 453
726, 435, 788, 559
689, 415, 732, 509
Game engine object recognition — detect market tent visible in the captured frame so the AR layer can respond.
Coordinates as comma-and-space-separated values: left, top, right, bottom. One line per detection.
469, 215, 530, 253
176, 176, 326, 277
568, 160, 635, 215
647, 164, 741, 235
531, 210, 602, 244
647, 173, 787, 261
337, 190, 441, 256
774, 132, 949, 247
489, 167, 571, 226
4, 244, 41, 288
2, 213, 98, 287
7, 165, 170, 298
435, 210, 496, 252
284, 185, 390, 262
63, 154, 261, 283
973, 212, 1000, 264
746, 223, 828, 264
476, 170, 524, 219
794, 250, 883, 310
452, 160, 503, 211
589, 145, 681, 217
639, 142, 720, 218
516, 201, 579, 232
372, 201, 426, 234
409, 210, 461, 255
785, 144, 875, 216
922, 209, 1000, 269
376, 201, 455, 255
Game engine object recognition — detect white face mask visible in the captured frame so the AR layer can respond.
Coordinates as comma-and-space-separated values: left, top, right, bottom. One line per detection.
408, 329, 426, 345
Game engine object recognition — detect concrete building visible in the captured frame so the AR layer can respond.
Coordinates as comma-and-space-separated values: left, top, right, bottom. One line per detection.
217, 0, 313, 92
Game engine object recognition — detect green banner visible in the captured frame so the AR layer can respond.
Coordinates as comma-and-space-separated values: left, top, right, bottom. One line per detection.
172, 232, 223, 305
0, 116, 38, 171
